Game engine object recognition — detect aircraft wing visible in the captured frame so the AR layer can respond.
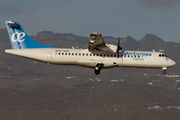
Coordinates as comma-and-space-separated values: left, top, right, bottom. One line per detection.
88, 33, 117, 52
88, 33, 106, 51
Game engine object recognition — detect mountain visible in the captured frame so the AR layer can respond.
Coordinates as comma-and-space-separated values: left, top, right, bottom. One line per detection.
0, 27, 179, 84
0, 28, 180, 119
0, 28, 8, 40
139, 34, 164, 45
31, 31, 89, 48
121, 36, 141, 50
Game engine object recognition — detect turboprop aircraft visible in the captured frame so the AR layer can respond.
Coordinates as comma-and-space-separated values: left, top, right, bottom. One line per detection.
5, 21, 176, 75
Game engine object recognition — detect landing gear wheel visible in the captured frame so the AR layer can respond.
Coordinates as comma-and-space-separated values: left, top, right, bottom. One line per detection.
95, 66, 99, 71
163, 70, 166, 74
95, 70, 100, 75
94, 63, 103, 75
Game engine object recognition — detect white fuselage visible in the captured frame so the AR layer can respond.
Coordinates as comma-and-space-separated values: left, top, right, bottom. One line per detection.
5, 48, 175, 69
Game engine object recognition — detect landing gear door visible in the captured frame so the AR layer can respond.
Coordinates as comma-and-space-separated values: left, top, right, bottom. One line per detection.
47, 52, 52, 61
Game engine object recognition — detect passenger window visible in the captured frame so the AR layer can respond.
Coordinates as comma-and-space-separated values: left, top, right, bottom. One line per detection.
134, 55, 136, 58
111, 54, 113, 57
107, 54, 109, 57
104, 54, 106, 57
93, 54, 95, 56
65, 53, 67, 55
75, 53, 77, 55
69, 53, 71, 55
97, 54, 99, 56
59, 53, 60, 55
100, 54, 102, 56
90, 54, 92, 56
114, 55, 116, 57
62, 53, 64, 55
128, 55, 130, 57
72, 53, 74, 55
86, 54, 88, 56
159, 54, 162, 57
138, 56, 140, 58
83, 54, 84, 56
79, 53, 81, 56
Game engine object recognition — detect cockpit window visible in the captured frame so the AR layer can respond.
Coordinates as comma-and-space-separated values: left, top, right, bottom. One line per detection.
159, 54, 167, 57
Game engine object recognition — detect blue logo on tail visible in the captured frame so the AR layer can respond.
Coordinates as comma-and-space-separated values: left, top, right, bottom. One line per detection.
12, 32, 25, 43
5, 21, 55, 49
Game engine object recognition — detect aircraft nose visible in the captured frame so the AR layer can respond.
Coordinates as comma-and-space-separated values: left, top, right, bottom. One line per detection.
169, 59, 176, 67
171, 60, 176, 66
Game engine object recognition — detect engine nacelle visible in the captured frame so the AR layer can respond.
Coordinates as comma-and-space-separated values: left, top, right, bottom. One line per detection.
106, 44, 117, 52
98, 44, 117, 53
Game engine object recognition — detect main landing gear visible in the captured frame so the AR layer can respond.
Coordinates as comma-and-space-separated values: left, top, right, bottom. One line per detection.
94, 63, 103, 75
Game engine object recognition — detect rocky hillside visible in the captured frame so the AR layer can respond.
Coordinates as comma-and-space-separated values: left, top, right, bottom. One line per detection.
139, 34, 164, 45
0, 28, 180, 120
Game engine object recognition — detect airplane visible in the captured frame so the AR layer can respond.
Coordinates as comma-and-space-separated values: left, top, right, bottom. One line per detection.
5, 21, 176, 75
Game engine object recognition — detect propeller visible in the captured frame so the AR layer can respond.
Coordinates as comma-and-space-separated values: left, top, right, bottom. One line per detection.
116, 38, 122, 58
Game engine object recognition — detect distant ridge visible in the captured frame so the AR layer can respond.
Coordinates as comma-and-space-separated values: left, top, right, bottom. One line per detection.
121, 36, 141, 50
33, 31, 89, 45
139, 34, 164, 45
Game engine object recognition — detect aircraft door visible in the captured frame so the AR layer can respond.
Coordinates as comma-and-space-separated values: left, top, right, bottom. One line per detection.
47, 52, 52, 61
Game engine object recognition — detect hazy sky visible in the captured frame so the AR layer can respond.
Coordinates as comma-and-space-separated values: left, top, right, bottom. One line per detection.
0, 0, 180, 42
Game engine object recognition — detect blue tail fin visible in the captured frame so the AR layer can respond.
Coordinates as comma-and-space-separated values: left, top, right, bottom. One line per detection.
5, 21, 55, 49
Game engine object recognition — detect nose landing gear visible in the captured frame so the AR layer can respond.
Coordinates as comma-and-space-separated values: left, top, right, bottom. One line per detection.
162, 67, 167, 74
163, 70, 166, 74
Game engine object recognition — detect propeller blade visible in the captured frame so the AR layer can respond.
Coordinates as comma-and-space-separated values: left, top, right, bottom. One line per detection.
116, 38, 122, 58
117, 38, 122, 51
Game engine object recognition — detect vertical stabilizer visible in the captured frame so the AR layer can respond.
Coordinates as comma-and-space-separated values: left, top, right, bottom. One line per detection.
5, 21, 55, 49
